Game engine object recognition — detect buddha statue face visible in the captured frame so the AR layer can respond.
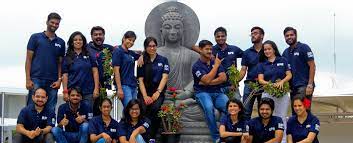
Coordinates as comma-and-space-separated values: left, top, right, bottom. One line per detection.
160, 6, 184, 45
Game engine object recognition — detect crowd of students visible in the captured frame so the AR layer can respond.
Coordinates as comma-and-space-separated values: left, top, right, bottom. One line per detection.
17, 12, 319, 143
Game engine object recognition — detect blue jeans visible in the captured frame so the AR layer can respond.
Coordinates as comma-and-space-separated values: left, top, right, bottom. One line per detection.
220, 86, 241, 100
27, 78, 58, 112
242, 83, 262, 120
51, 122, 89, 143
121, 85, 137, 107
195, 92, 229, 143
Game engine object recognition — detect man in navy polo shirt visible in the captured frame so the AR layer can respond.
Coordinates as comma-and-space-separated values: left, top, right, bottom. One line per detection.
25, 12, 65, 112
51, 87, 93, 143
239, 26, 265, 120
86, 26, 114, 116
212, 27, 243, 99
282, 27, 316, 112
248, 97, 284, 143
192, 40, 228, 143
14, 88, 56, 143
191, 27, 243, 99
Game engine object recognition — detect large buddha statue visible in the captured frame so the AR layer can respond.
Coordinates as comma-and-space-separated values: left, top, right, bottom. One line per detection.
145, 2, 218, 142
157, 6, 199, 90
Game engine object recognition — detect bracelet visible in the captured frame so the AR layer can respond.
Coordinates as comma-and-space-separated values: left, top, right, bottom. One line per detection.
157, 89, 162, 93
63, 89, 68, 94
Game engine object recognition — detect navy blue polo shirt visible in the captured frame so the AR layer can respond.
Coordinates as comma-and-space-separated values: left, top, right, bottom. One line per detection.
282, 42, 314, 88
287, 113, 320, 143
213, 44, 243, 87
118, 117, 151, 140
62, 53, 97, 95
57, 102, 93, 132
17, 104, 56, 130
220, 115, 249, 143
257, 57, 291, 83
192, 59, 225, 93
137, 54, 169, 84
112, 46, 140, 87
89, 116, 119, 140
241, 46, 260, 82
27, 32, 66, 81
86, 42, 114, 89
249, 116, 284, 143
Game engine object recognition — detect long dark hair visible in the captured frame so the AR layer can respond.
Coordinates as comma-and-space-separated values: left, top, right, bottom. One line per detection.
65, 31, 88, 65
142, 37, 158, 64
121, 99, 145, 123
226, 98, 245, 121
259, 40, 281, 63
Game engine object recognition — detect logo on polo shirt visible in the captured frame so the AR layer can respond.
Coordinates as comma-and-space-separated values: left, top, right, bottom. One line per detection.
110, 128, 116, 132
83, 56, 89, 59
246, 125, 249, 132
164, 65, 169, 71
228, 52, 234, 55
195, 71, 202, 77
42, 116, 48, 120
81, 115, 87, 119
269, 127, 275, 131
88, 113, 93, 119
277, 63, 284, 66
55, 43, 62, 48
158, 63, 163, 67
52, 118, 56, 125
294, 52, 300, 56
278, 123, 284, 129
143, 122, 150, 129
307, 52, 314, 58
306, 124, 311, 128
236, 128, 242, 132
315, 124, 320, 131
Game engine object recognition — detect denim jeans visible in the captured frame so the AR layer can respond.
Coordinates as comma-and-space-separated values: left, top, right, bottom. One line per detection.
82, 93, 93, 110
13, 132, 55, 143
51, 122, 89, 143
96, 134, 145, 143
195, 92, 229, 143
121, 85, 137, 107
27, 78, 58, 112
262, 92, 290, 143
242, 83, 262, 120
220, 86, 241, 100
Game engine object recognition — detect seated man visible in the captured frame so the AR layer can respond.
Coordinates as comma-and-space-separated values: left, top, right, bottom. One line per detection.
51, 87, 93, 143
248, 97, 284, 143
14, 87, 56, 143
192, 40, 229, 143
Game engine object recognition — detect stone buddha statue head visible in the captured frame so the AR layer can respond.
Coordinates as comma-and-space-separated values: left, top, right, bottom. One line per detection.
160, 6, 184, 47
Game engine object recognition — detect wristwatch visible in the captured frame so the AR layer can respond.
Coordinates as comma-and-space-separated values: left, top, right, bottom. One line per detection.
307, 84, 314, 89
157, 89, 162, 93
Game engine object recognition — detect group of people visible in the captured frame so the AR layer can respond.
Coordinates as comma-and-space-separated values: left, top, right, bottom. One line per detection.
15, 12, 320, 143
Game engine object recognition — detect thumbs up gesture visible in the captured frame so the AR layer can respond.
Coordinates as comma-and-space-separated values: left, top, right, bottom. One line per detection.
60, 114, 69, 126
75, 112, 85, 124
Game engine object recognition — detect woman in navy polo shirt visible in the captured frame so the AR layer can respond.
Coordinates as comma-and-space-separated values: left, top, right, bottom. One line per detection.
137, 37, 169, 140
112, 31, 142, 107
89, 98, 119, 143
62, 31, 99, 107
118, 99, 150, 143
219, 98, 249, 143
287, 96, 320, 143
258, 40, 292, 142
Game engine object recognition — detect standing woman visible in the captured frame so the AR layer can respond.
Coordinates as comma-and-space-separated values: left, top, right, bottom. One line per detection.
287, 96, 320, 143
258, 40, 292, 142
137, 37, 169, 140
112, 31, 142, 107
118, 99, 151, 143
219, 98, 249, 143
62, 31, 99, 107
89, 98, 119, 143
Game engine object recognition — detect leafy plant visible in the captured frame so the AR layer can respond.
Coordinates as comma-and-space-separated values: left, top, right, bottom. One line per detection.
226, 64, 241, 98
158, 87, 186, 133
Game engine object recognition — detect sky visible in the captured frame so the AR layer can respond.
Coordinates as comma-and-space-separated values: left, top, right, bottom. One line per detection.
0, 0, 352, 94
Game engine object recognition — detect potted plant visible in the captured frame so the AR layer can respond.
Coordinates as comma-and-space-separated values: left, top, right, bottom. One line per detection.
158, 87, 186, 143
